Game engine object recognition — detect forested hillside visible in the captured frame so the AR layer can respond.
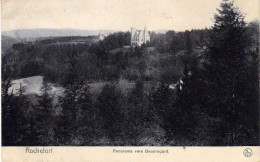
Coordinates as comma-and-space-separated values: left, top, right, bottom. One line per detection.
1, 35, 20, 55
2, 0, 259, 146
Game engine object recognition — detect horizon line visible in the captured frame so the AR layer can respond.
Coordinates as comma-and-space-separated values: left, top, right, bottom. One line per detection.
2, 27, 213, 33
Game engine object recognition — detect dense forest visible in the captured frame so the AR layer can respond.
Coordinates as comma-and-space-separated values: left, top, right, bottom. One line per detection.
2, 0, 259, 146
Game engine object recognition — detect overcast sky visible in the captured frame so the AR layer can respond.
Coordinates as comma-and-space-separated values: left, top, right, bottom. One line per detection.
2, 0, 259, 31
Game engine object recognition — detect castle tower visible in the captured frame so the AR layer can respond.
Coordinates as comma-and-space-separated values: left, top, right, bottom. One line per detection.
131, 26, 150, 47
144, 26, 147, 43
131, 27, 136, 46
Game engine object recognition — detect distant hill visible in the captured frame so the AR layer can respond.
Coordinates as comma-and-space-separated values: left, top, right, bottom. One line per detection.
2, 28, 118, 41
1, 35, 20, 55
153, 29, 168, 33
36, 36, 101, 45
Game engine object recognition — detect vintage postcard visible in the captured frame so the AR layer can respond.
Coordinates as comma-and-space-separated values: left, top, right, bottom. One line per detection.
1, 0, 260, 161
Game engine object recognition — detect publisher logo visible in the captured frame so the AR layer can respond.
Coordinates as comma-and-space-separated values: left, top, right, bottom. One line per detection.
243, 148, 253, 157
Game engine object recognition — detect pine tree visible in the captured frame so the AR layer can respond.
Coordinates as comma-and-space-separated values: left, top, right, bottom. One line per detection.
150, 81, 174, 139
37, 77, 53, 112
57, 47, 87, 144
184, 30, 193, 54
126, 81, 145, 145
174, 57, 208, 143
2, 82, 40, 146
97, 84, 123, 143
76, 85, 97, 145
2, 74, 18, 145
35, 77, 54, 145
15, 83, 42, 146
204, 0, 257, 145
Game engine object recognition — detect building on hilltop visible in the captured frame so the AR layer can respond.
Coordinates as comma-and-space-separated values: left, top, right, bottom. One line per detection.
131, 26, 150, 47
98, 32, 106, 41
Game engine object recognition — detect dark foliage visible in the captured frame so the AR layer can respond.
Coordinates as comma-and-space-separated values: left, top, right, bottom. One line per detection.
2, 0, 259, 146
202, 0, 259, 145
97, 84, 124, 143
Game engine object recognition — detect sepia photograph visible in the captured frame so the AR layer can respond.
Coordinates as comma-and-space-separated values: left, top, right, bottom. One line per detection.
1, 0, 259, 149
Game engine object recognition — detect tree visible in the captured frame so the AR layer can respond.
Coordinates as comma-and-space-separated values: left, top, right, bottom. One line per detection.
37, 77, 53, 113
97, 84, 123, 143
16, 83, 43, 146
150, 81, 174, 140
125, 81, 145, 145
57, 47, 88, 144
204, 0, 258, 145
76, 85, 97, 145
35, 77, 54, 145
2, 74, 18, 145
173, 56, 211, 144
184, 30, 192, 54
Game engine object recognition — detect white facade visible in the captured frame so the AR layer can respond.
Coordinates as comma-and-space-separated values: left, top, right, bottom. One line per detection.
131, 26, 150, 47
98, 33, 106, 41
